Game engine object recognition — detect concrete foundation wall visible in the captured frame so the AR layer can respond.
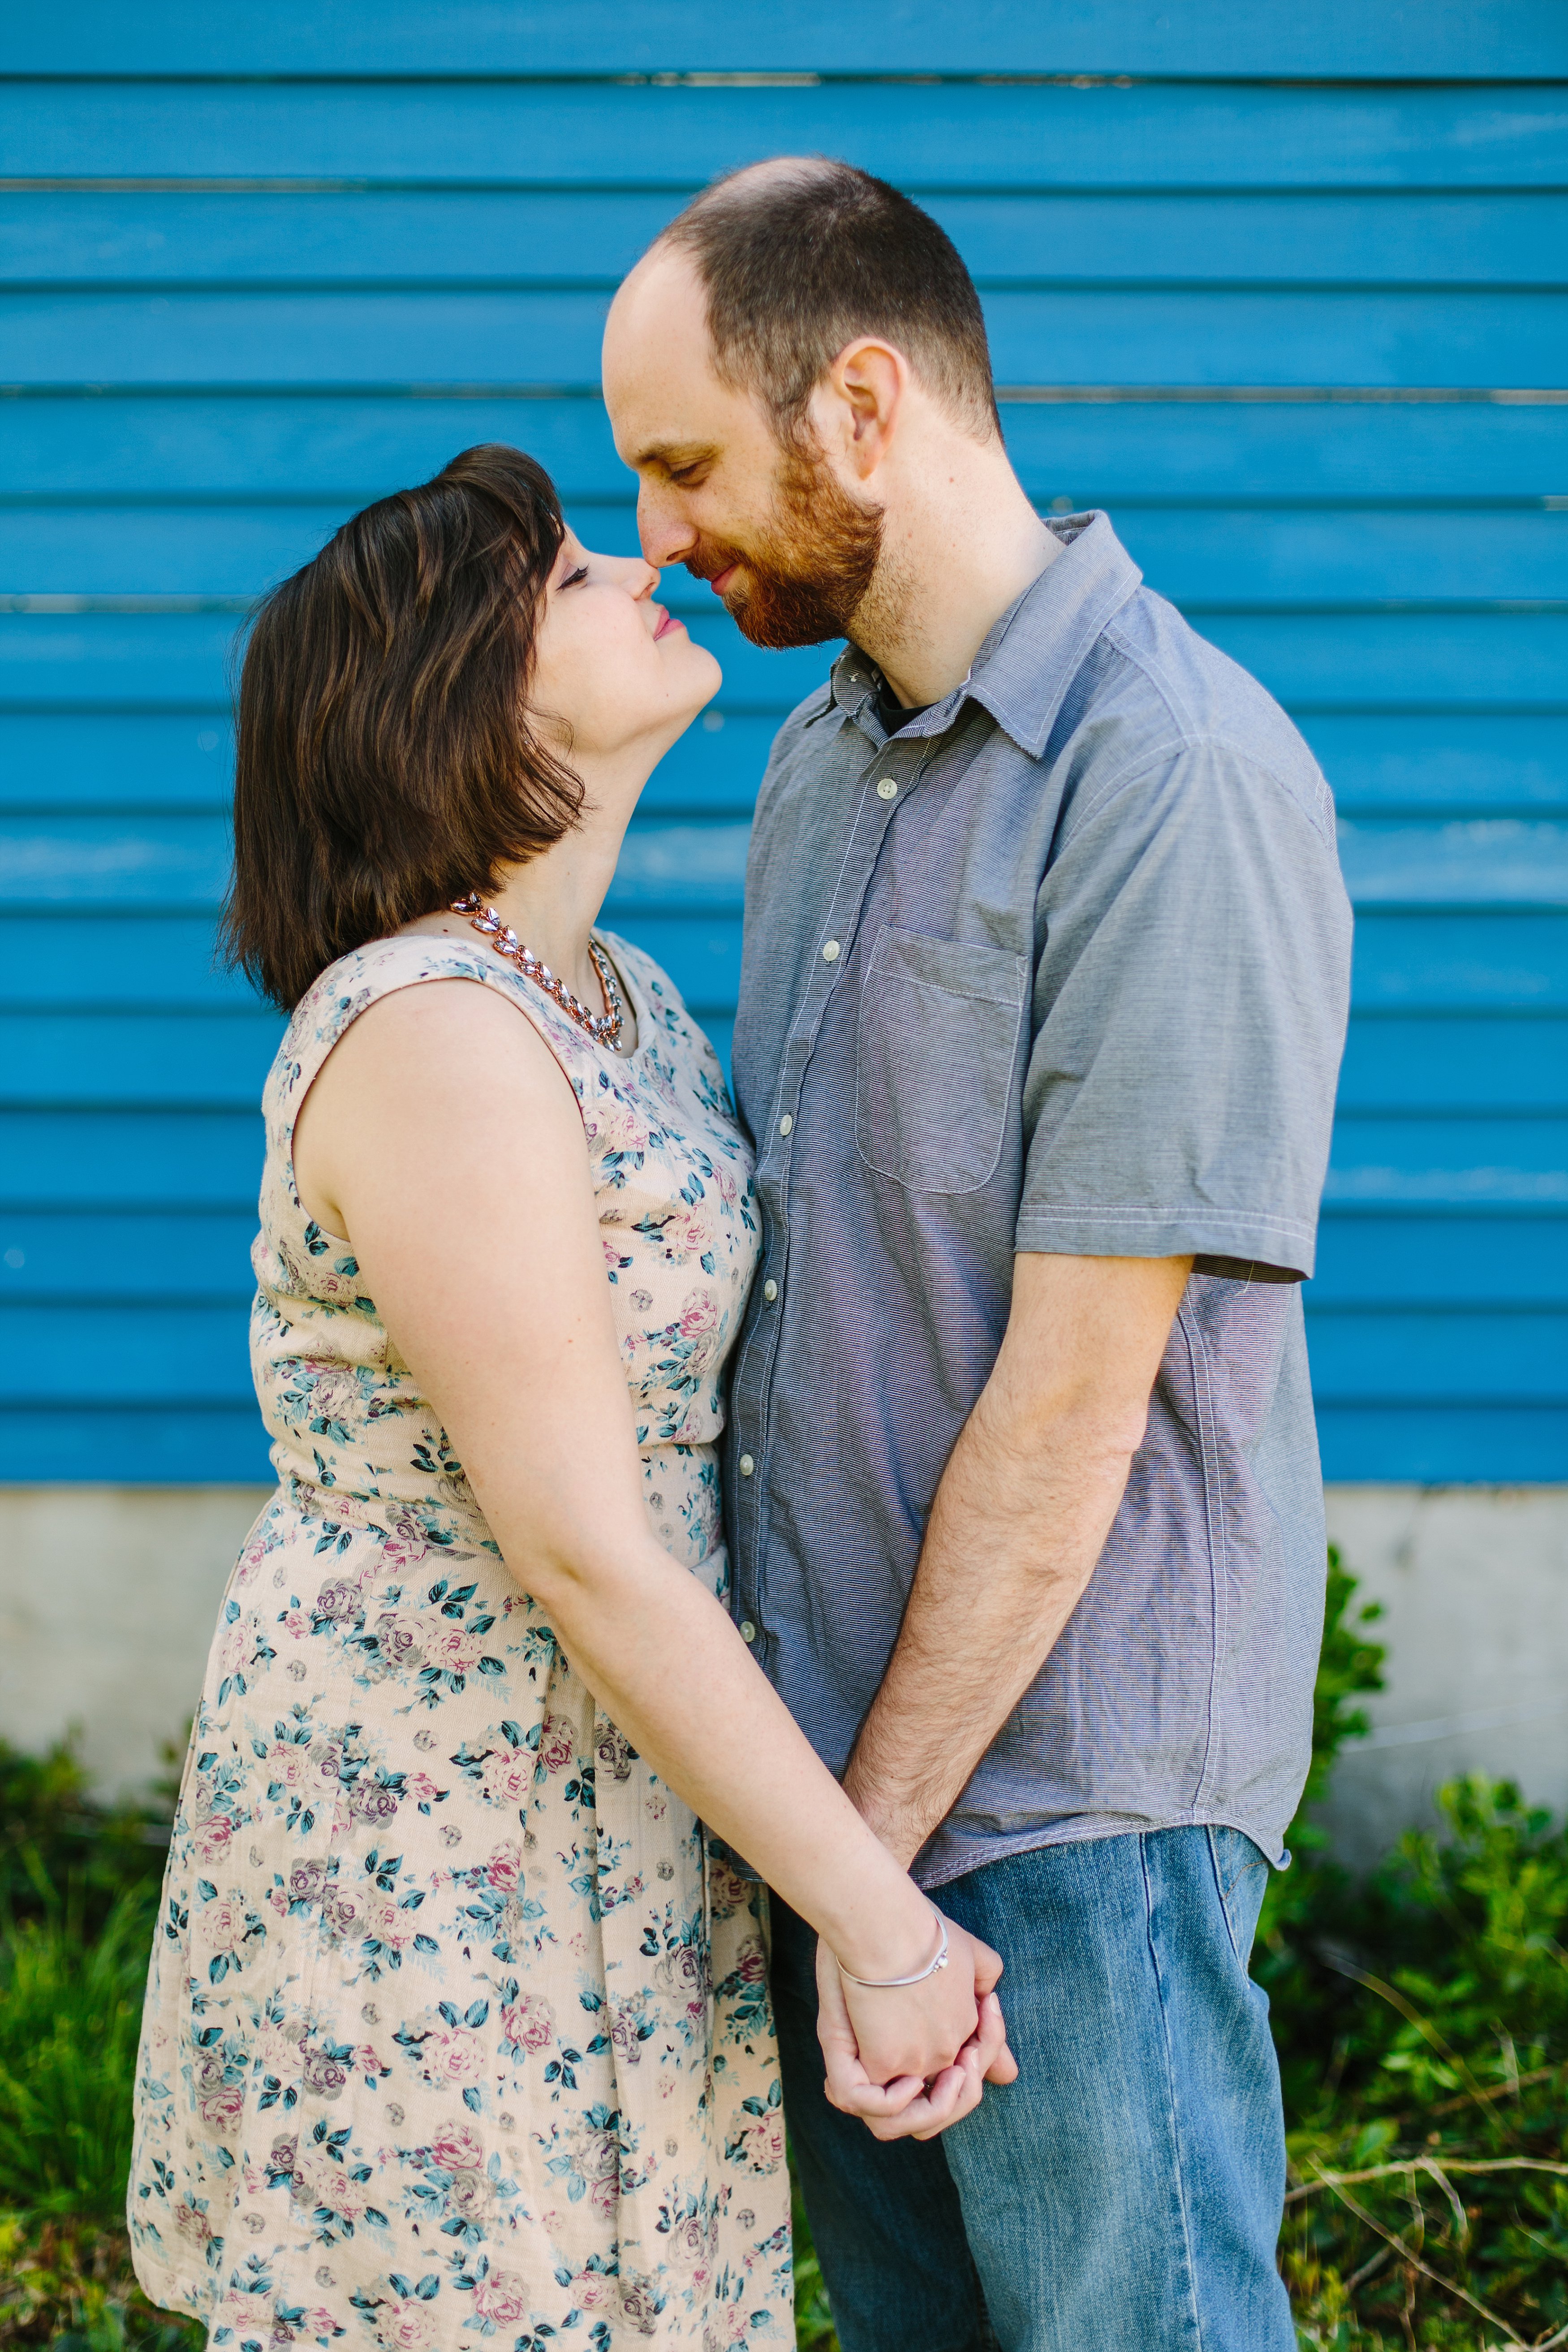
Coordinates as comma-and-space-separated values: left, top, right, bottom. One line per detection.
1321, 1485, 1568, 1868
0, 1486, 268, 1794
2, 1485, 1565, 1866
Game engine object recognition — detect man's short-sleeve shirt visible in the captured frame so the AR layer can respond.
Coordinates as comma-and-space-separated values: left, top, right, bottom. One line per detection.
724, 512, 1353, 1890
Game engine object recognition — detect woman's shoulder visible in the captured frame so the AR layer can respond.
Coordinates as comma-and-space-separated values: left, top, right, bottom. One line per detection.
265, 930, 542, 1121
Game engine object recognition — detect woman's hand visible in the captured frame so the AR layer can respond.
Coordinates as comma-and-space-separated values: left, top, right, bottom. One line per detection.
815, 1918, 1019, 2141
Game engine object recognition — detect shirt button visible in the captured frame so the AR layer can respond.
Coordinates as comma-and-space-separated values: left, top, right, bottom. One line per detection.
738, 1454, 755, 1477
762, 1279, 778, 1303
876, 778, 898, 799
739, 1620, 758, 1644
779, 1113, 793, 1135
822, 940, 840, 962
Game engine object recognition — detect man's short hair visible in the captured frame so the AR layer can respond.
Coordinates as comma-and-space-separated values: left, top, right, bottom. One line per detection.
656, 157, 999, 445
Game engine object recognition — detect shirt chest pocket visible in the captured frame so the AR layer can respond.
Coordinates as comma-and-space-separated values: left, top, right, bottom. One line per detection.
855, 926, 1030, 1195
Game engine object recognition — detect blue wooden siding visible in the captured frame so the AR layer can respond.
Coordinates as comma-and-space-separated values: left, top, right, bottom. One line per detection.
0, 3, 1564, 1485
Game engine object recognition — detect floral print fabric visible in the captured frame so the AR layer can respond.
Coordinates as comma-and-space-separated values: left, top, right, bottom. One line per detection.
129, 930, 788, 2350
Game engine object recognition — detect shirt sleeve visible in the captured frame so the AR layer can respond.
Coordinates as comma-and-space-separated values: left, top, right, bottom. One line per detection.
1015, 738, 1352, 1277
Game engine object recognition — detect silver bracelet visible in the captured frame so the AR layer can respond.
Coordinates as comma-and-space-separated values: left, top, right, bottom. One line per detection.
837, 1903, 950, 1989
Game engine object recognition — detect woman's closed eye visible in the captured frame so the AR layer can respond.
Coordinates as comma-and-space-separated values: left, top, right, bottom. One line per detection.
559, 563, 590, 590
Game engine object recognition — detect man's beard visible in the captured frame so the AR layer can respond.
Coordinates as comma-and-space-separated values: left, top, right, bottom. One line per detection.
694, 441, 884, 651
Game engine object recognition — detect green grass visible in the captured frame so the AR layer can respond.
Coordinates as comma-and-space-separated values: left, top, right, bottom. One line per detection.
4, 1562, 1567, 2350
0, 1895, 155, 2221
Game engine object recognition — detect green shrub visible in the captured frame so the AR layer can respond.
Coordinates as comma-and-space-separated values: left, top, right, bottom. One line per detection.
0, 1736, 172, 1941
0, 1740, 202, 2351
1259, 1555, 1568, 2347
1275, 1778, 1568, 2349
0, 1892, 155, 2223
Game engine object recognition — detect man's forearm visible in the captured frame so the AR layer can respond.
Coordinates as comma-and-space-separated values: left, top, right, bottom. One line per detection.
841, 1394, 1137, 1865
842, 1252, 1190, 1867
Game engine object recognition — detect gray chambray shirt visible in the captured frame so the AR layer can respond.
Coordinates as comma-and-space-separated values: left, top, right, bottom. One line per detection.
722, 511, 1353, 1892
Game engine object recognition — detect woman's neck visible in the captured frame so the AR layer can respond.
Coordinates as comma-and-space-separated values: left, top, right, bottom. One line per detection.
421, 744, 656, 1030
470, 833, 620, 1007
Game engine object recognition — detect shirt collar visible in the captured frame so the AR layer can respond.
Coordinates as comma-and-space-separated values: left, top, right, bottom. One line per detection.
829, 510, 1143, 760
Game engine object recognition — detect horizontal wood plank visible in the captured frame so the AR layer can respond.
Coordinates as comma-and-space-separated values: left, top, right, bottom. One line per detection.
1336, 819, 1568, 907
8, 502, 1568, 606
3, 81, 1565, 190
3, 910, 1564, 1019
0, 1403, 271, 1482
4, 1110, 1562, 1223
0, 1109, 264, 1207
0, 1299, 256, 1401
7, 1204, 1563, 1310
2, 710, 1562, 820
2, 1007, 1564, 1121
0, 916, 254, 1006
1351, 913, 1568, 1010
1303, 716, 1568, 814
1314, 1403, 1568, 1482
7, 814, 1564, 917
8, 1396, 1564, 1488
1337, 1015, 1568, 1111
0, 707, 770, 815
0, 1011, 284, 1107
5, 394, 1568, 504
0, 1208, 256, 1299
1325, 1115, 1568, 1208
9, 1294, 1564, 1408
4, 0, 1567, 79
4, 606, 1564, 712
1313, 1213, 1568, 1307
6, 285, 1564, 391
1305, 1306, 1568, 1402
8, 188, 1568, 290
0, 604, 832, 712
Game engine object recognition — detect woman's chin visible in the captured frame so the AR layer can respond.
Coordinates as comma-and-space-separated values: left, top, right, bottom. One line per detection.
672, 642, 724, 725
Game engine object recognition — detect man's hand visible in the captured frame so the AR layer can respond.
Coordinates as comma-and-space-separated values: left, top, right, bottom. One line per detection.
815, 1921, 1018, 2142
842, 1251, 1192, 1868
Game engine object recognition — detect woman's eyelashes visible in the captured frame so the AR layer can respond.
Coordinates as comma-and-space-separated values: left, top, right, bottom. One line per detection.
559, 563, 590, 590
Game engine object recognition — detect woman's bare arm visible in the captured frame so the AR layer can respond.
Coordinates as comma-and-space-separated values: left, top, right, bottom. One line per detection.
292, 977, 1005, 2106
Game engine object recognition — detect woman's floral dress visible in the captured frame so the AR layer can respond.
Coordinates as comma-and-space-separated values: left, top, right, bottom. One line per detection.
129, 929, 790, 2352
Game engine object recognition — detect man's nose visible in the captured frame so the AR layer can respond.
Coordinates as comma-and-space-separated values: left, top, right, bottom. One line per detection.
637, 484, 696, 570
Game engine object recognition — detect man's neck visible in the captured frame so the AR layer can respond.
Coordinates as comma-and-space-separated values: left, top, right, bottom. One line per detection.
851, 448, 1062, 708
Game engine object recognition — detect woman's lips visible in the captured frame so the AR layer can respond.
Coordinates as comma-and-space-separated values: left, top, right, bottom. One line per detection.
653, 607, 686, 640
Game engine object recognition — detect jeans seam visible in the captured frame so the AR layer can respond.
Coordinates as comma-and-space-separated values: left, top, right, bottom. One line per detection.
1140, 1834, 1209, 2352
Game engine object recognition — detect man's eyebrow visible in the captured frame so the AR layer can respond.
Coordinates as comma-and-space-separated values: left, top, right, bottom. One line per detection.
629, 440, 719, 475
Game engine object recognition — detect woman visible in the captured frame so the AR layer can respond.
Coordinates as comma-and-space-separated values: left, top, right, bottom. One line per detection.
128, 445, 1005, 2352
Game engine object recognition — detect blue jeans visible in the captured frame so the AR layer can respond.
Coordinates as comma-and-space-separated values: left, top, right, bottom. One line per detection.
772, 1826, 1295, 2352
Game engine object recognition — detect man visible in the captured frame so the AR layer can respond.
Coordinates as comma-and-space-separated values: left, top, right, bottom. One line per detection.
603, 159, 1351, 2352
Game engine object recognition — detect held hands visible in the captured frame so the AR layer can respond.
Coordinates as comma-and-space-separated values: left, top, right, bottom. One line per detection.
816, 1914, 1018, 2141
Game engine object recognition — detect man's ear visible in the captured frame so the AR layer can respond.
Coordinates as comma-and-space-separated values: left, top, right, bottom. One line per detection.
818, 338, 908, 483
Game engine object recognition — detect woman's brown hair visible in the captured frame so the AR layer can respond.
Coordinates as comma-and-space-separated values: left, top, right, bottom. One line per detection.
222, 442, 582, 1009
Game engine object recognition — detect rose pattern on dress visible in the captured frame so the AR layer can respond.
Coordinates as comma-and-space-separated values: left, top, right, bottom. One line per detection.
129, 931, 788, 2348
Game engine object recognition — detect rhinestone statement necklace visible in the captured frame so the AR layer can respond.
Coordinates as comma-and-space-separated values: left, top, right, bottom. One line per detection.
450, 892, 627, 1049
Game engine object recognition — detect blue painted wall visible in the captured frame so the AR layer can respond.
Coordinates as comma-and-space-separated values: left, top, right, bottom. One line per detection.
1, 4, 1565, 1485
